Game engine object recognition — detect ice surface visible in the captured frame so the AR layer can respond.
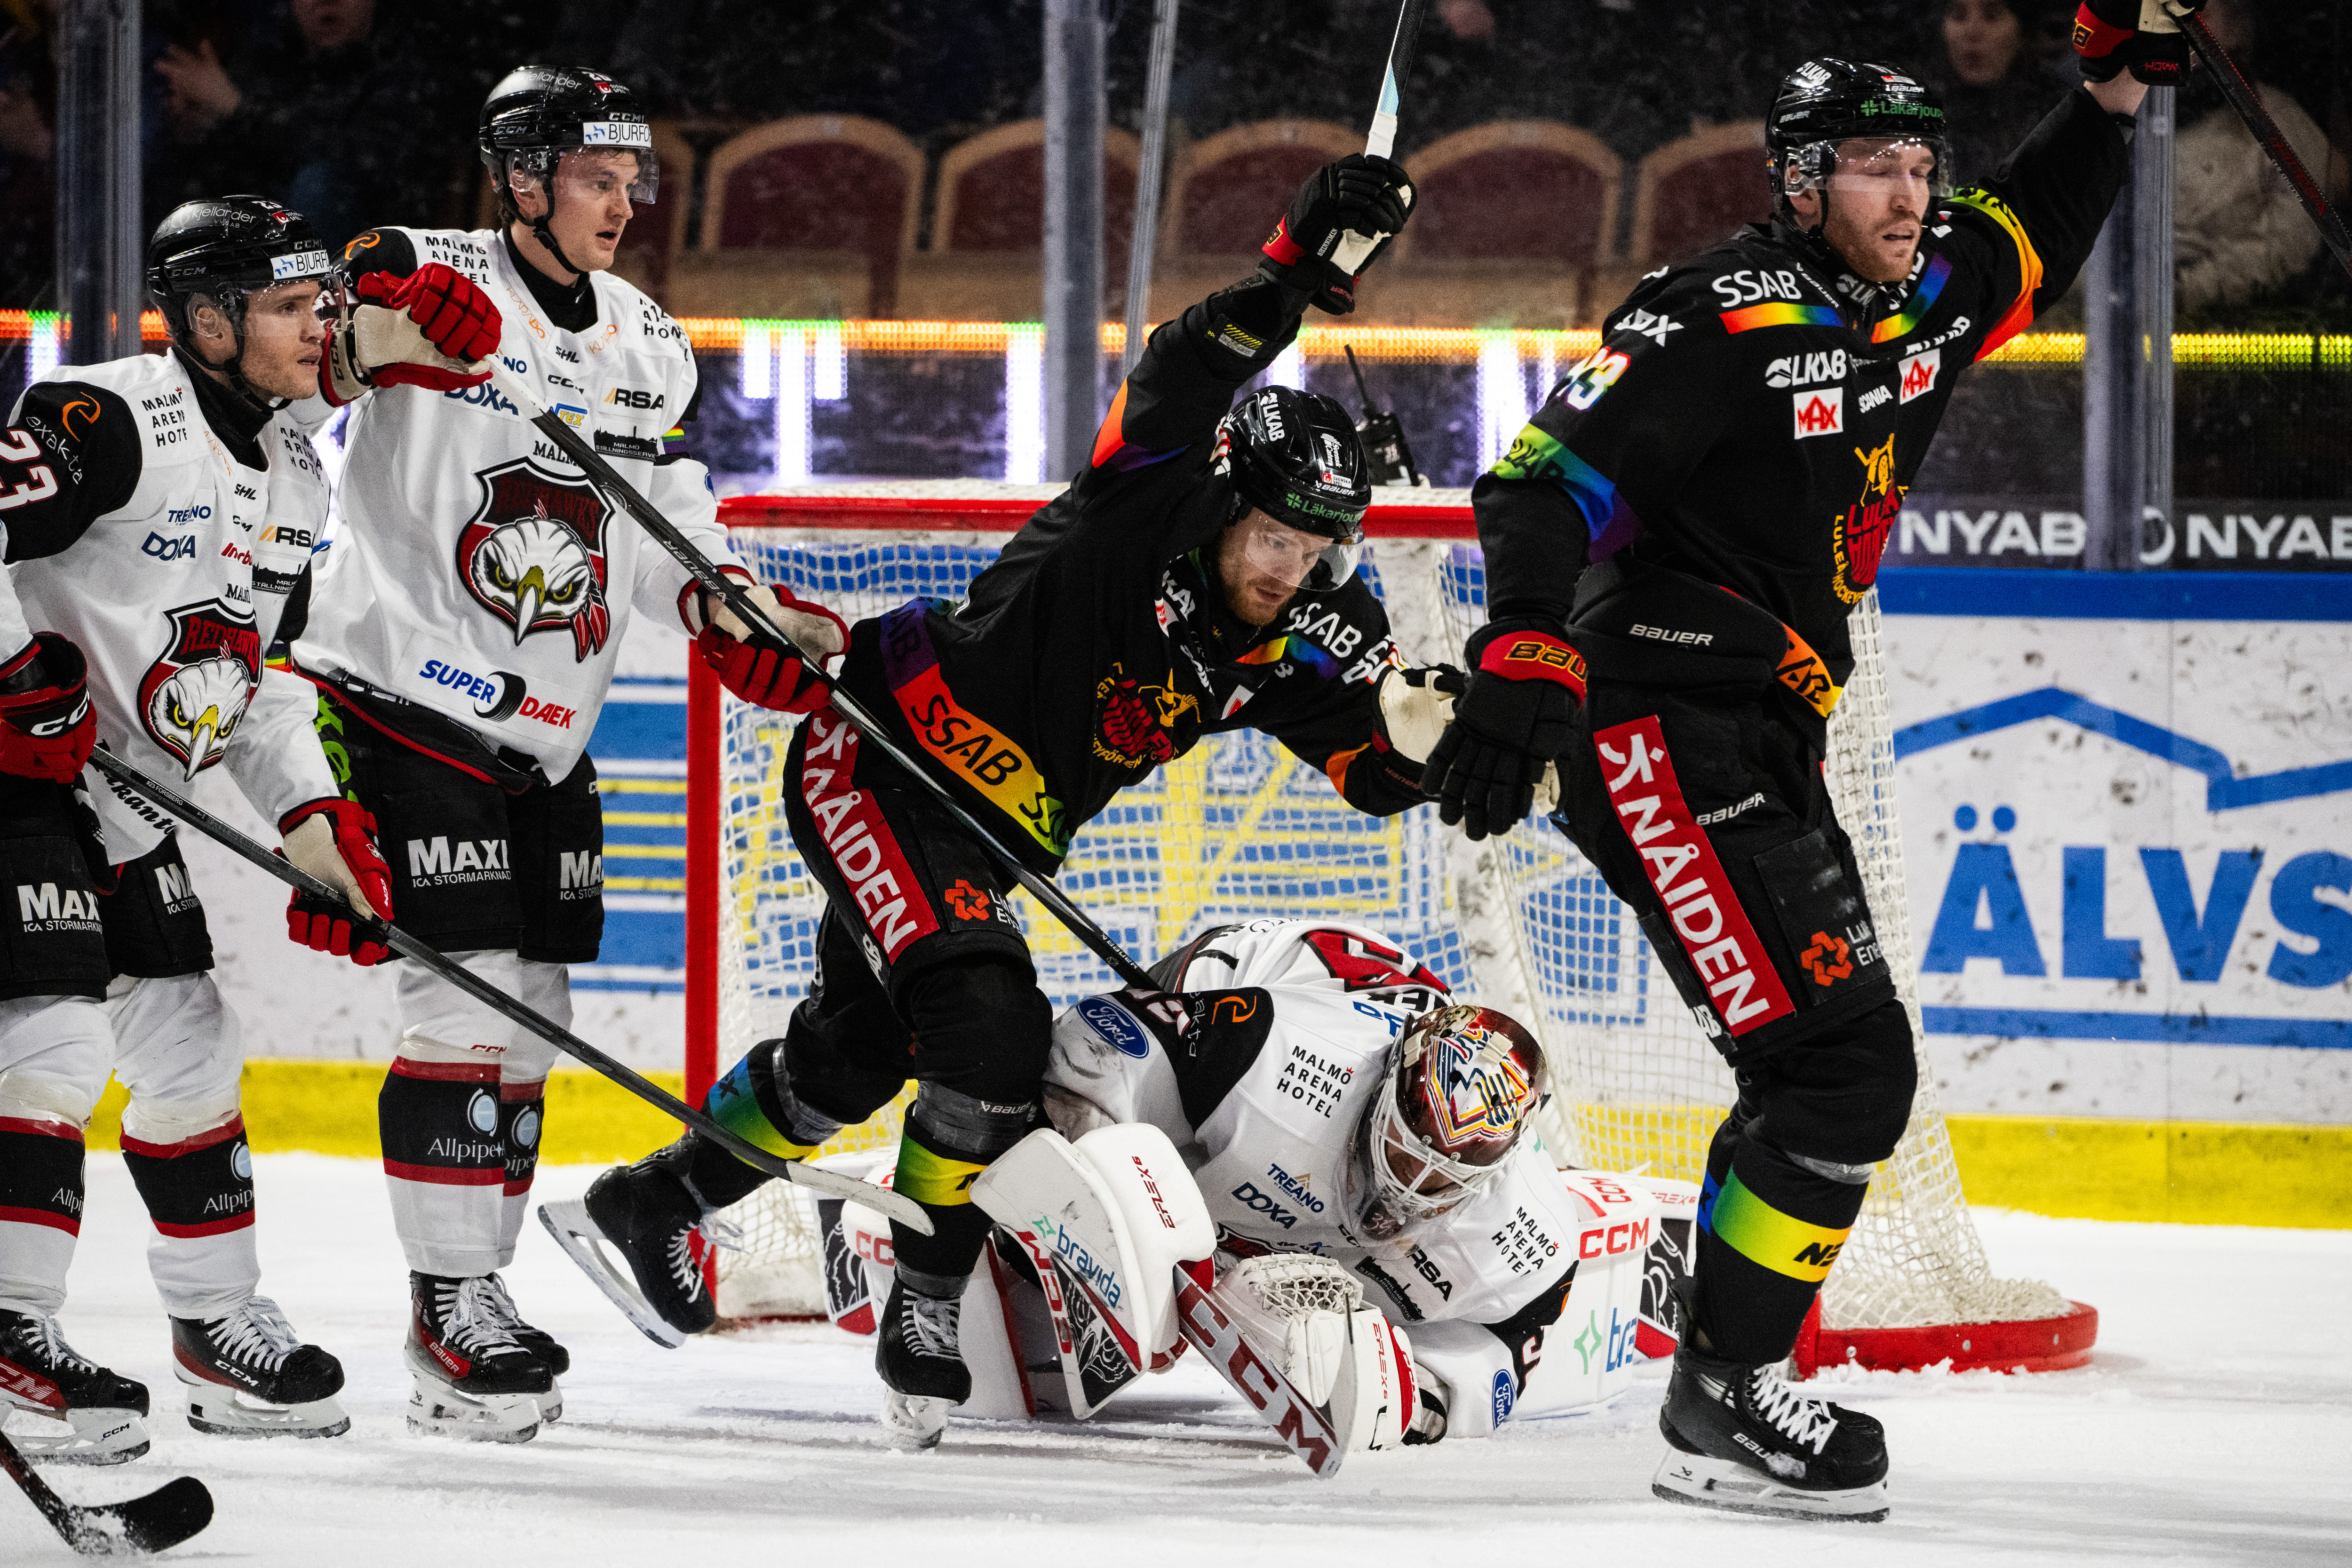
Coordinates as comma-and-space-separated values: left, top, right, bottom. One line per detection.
14, 1153, 2349, 1565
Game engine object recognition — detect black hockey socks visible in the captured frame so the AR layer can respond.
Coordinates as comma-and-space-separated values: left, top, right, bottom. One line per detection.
121, 1117, 254, 1245
498, 1084, 543, 1204
1692, 1132, 1868, 1365
380, 1058, 504, 1192
0, 1115, 85, 1241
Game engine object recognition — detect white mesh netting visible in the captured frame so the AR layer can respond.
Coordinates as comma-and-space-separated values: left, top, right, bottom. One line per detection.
703, 483, 2067, 1336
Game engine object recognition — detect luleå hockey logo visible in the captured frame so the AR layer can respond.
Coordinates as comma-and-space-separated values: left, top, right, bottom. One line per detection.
137, 600, 261, 779
457, 459, 612, 661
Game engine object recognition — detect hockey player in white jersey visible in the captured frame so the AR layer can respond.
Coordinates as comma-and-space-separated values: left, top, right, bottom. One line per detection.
1027, 918, 1583, 1448
0, 196, 495, 1458
286, 64, 844, 1442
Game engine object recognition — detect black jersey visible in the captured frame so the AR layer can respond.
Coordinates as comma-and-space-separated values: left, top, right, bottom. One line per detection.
836, 275, 1421, 874
1472, 88, 2131, 715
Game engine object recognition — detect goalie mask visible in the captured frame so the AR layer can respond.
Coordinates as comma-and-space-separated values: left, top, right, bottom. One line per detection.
1357, 1005, 1543, 1239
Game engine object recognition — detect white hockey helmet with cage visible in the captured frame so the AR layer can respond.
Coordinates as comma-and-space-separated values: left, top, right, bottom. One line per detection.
1358, 1004, 1543, 1237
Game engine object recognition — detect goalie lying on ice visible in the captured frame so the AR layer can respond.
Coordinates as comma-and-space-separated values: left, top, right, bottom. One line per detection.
859, 916, 1685, 1450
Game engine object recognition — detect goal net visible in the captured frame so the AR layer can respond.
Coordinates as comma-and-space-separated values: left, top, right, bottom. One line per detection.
688, 481, 2079, 1364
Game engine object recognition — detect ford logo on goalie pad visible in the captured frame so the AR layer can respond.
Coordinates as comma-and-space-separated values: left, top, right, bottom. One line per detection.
1078, 996, 1150, 1059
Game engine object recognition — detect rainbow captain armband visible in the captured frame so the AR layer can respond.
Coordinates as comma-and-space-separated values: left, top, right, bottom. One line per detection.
1477, 628, 1588, 700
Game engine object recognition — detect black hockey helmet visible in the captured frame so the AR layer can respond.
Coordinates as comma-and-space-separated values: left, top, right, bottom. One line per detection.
146, 196, 332, 406
1766, 57, 1950, 211
479, 65, 658, 275
1216, 385, 1372, 591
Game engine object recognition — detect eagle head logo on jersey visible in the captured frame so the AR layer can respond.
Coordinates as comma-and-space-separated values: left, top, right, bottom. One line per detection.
457, 459, 612, 660
137, 600, 262, 779
1832, 433, 1902, 605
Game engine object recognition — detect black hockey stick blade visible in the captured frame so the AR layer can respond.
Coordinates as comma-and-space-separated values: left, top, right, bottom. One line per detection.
79, 748, 931, 1235
0, 1427, 212, 1556
479, 365, 1160, 995
2179, 10, 2352, 281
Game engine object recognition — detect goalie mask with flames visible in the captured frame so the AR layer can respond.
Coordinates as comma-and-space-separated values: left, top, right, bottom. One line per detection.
456, 459, 612, 661
1358, 1003, 1543, 1238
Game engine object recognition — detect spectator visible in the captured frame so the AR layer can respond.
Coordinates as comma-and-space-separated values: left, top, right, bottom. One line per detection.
152, 0, 453, 247
2172, 0, 2333, 319
1926, 0, 2078, 188
0, 21, 55, 307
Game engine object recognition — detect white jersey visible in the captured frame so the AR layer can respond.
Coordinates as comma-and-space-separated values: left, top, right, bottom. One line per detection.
1043, 917, 1588, 1436
2, 349, 337, 861
294, 226, 746, 780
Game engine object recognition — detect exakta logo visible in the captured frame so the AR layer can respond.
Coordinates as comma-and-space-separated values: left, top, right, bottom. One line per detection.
1077, 995, 1150, 1058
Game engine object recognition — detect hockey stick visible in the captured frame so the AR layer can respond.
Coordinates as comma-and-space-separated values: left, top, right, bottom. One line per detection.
1363, 0, 1428, 159
0, 1426, 212, 1556
2178, 8, 2352, 282
79, 747, 932, 1235
482, 364, 1160, 995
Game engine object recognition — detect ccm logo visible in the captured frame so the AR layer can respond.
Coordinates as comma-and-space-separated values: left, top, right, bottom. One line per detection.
1579, 1218, 1653, 1259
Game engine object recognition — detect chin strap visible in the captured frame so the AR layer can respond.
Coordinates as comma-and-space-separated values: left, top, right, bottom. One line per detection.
527, 213, 587, 284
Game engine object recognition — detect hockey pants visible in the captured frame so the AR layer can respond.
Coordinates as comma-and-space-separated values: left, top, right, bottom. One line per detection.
1556, 675, 1917, 1364
689, 709, 1049, 1294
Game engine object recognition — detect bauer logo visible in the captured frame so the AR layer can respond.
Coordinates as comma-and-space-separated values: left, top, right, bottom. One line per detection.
1492, 1368, 1516, 1425
1793, 387, 1844, 438
1077, 995, 1150, 1059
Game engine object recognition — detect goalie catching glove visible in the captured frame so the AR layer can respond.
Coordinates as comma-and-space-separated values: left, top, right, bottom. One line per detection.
1215, 1254, 1433, 1451
685, 577, 849, 714
279, 797, 395, 965
320, 263, 504, 405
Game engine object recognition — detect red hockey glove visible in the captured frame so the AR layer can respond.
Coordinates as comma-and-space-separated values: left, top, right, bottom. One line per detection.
0, 632, 97, 783
362, 263, 502, 364
1259, 154, 1415, 315
2073, 0, 2203, 87
1426, 620, 1584, 842
279, 797, 394, 966
694, 581, 847, 715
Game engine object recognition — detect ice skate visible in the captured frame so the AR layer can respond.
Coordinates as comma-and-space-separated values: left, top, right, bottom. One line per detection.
875, 1282, 967, 1452
540, 1146, 715, 1348
171, 1296, 349, 1438
403, 1273, 556, 1443
0, 1308, 151, 1465
473, 1272, 568, 1423
1653, 1340, 1890, 1522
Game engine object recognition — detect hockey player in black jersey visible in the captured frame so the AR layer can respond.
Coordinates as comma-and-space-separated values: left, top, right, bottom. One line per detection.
1428, 12, 2179, 1521
551, 155, 1472, 1448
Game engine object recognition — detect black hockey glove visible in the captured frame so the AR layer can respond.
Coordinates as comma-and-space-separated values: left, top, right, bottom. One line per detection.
1402, 1380, 1448, 1445
1428, 619, 1584, 842
2072, 0, 2203, 87
1259, 154, 1415, 315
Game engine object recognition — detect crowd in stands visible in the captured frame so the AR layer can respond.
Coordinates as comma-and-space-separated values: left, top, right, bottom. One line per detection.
0, 0, 2343, 327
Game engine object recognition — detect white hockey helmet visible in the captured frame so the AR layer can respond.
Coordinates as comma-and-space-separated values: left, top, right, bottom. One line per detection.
1358, 1004, 1543, 1238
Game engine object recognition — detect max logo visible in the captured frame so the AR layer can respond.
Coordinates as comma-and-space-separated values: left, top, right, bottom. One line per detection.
1800, 930, 1853, 987
943, 880, 992, 921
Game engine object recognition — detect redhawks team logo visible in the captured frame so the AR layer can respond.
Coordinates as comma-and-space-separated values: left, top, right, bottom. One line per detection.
137, 600, 261, 779
456, 459, 612, 661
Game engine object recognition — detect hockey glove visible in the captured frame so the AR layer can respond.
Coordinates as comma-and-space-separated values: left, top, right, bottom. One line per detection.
0, 632, 96, 783
321, 264, 502, 404
691, 580, 850, 715
280, 797, 394, 966
1380, 664, 1558, 811
1402, 1382, 1448, 1445
1259, 154, 1415, 315
1427, 619, 1584, 842
2072, 0, 2203, 87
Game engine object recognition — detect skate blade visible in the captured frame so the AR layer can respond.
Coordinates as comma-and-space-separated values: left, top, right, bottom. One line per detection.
537, 1381, 564, 1426
879, 1391, 950, 1452
3, 1404, 152, 1466
403, 1372, 543, 1444
1652, 1450, 1889, 1523
180, 1377, 351, 1440
539, 1198, 690, 1349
